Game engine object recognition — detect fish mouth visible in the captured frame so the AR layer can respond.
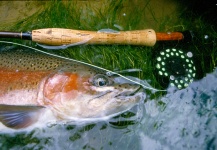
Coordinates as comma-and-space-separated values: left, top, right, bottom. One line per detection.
115, 85, 142, 99
88, 85, 142, 101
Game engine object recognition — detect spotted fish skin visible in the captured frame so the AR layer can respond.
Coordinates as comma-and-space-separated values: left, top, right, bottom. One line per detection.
0, 46, 144, 129
0, 49, 96, 105
0, 49, 106, 104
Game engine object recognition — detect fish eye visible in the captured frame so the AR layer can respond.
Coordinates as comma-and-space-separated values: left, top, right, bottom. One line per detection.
92, 74, 110, 87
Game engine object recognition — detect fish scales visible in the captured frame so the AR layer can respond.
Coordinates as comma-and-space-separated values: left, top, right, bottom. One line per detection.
0, 50, 69, 71
0, 46, 145, 129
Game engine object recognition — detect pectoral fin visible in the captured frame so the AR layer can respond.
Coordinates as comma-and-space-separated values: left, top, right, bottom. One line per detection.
0, 105, 45, 129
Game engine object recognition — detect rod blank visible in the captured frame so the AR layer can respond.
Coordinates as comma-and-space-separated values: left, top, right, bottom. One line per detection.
0, 31, 31, 40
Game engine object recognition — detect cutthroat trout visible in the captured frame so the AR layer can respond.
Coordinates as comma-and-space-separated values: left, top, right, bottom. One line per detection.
0, 43, 145, 129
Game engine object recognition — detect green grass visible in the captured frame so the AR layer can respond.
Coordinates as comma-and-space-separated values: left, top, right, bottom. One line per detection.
0, 1, 216, 149
0, 0, 216, 92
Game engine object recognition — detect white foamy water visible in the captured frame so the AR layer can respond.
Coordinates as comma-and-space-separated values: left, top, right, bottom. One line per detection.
139, 68, 217, 150
1, 69, 217, 149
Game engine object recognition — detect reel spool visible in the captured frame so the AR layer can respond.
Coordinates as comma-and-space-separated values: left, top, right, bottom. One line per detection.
155, 48, 196, 89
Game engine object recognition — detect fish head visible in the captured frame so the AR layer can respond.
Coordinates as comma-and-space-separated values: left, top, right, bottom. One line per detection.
39, 67, 145, 120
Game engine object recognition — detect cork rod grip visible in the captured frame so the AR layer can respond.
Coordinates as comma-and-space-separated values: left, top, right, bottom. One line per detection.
32, 28, 157, 46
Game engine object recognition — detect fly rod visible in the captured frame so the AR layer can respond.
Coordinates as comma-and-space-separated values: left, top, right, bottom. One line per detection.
0, 28, 192, 47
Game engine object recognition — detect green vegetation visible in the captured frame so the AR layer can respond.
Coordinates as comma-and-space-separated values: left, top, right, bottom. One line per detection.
0, 0, 216, 91
0, 1, 216, 149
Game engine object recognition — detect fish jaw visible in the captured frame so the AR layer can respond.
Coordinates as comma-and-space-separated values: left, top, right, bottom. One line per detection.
38, 72, 145, 120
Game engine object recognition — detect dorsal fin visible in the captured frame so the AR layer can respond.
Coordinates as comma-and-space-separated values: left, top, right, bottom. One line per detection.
0, 105, 45, 129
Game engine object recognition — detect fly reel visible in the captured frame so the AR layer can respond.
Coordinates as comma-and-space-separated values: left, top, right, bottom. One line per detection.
155, 48, 196, 89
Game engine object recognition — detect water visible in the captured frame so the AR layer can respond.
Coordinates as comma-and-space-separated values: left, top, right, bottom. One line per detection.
0, 0, 216, 149
141, 69, 217, 149
0, 68, 217, 149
